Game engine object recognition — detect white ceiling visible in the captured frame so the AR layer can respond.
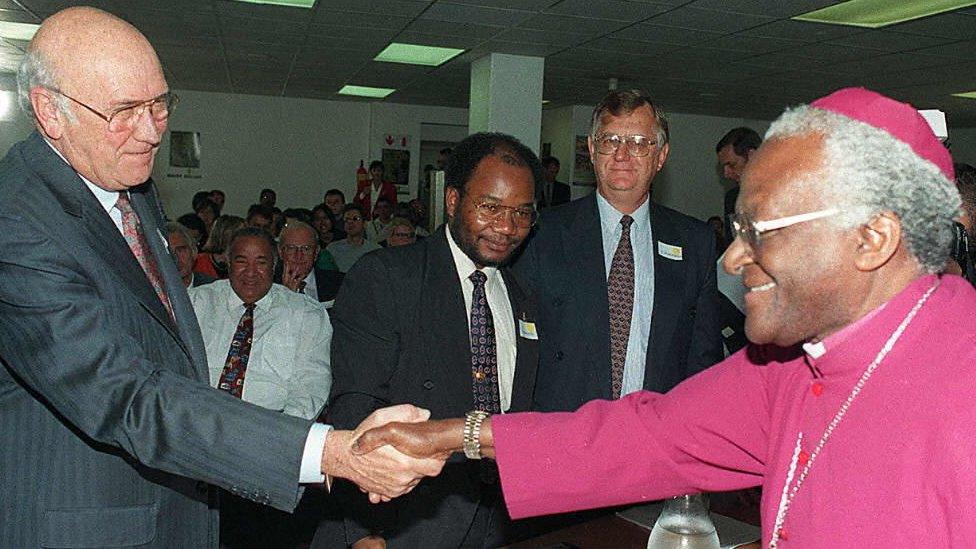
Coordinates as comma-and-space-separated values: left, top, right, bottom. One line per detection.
5, 0, 976, 125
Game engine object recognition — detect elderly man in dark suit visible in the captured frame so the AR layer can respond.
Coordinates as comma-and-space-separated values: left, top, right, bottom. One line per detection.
316, 132, 541, 548
0, 7, 439, 548
516, 89, 723, 414
278, 220, 344, 303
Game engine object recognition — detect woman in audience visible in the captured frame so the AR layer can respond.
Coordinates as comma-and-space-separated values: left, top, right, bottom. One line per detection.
383, 217, 417, 248
195, 215, 245, 279
311, 204, 340, 271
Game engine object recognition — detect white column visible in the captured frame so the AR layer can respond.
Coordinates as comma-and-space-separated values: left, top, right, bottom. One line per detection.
468, 53, 544, 153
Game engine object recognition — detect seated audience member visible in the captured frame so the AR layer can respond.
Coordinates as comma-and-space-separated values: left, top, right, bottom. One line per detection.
276, 207, 313, 238
188, 227, 332, 548
278, 221, 343, 303
327, 204, 381, 273
355, 87, 974, 549
195, 198, 219, 232
246, 204, 275, 233
324, 188, 347, 235
209, 189, 226, 211
950, 162, 976, 282
196, 215, 245, 279
271, 207, 283, 238
384, 217, 417, 248
408, 198, 431, 237
164, 221, 215, 287
311, 204, 340, 270
191, 190, 211, 212
259, 187, 277, 208
177, 212, 207, 248
365, 197, 394, 243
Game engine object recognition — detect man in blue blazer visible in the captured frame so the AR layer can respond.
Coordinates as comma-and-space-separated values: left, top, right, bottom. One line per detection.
0, 7, 437, 548
516, 89, 724, 413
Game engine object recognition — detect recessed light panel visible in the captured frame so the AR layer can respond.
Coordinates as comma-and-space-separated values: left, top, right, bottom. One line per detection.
0, 21, 40, 41
952, 91, 976, 99
232, 0, 316, 8
338, 85, 395, 98
793, 0, 976, 28
374, 43, 465, 67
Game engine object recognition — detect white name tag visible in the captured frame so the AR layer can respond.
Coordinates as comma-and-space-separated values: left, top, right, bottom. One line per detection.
518, 319, 538, 340
658, 242, 683, 261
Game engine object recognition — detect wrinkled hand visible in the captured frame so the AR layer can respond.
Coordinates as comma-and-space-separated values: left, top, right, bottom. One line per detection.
282, 259, 312, 292
353, 419, 458, 462
322, 405, 444, 503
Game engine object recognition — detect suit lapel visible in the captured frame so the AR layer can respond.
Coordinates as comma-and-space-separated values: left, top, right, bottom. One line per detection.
502, 268, 537, 412
646, 202, 683, 389
419, 227, 474, 409
567, 194, 612, 387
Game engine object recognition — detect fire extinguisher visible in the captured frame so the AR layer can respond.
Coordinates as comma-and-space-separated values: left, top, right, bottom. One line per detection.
355, 159, 370, 215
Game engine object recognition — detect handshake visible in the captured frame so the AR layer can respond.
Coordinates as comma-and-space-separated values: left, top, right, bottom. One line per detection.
321, 404, 481, 503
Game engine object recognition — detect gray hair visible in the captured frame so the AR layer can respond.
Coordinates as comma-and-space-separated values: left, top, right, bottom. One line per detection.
16, 47, 74, 122
163, 221, 197, 256
766, 105, 959, 273
589, 89, 669, 147
278, 220, 318, 246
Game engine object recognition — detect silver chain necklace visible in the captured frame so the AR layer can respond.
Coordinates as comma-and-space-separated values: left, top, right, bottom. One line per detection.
768, 280, 940, 549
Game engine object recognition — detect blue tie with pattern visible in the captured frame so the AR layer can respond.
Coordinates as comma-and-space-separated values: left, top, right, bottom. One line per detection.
469, 270, 501, 414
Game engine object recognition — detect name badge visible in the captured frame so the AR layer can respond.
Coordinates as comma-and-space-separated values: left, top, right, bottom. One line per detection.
518, 319, 538, 340
658, 242, 683, 261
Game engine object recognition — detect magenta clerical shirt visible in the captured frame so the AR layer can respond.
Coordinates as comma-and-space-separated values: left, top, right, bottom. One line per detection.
494, 274, 976, 547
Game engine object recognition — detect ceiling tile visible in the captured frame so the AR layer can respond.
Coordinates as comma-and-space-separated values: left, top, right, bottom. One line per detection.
689, 0, 833, 18
543, 0, 670, 22
699, 33, 804, 54
826, 30, 955, 52
316, 0, 430, 17
912, 39, 976, 59
496, 27, 589, 46
404, 18, 505, 40
887, 13, 976, 39
518, 13, 629, 36
611, 23, 723, 45
445, 0, 554, 8
643, 6, 775, 34
312, 9, 413, 29
420, 3, 534, 26
740, 19, 864, 42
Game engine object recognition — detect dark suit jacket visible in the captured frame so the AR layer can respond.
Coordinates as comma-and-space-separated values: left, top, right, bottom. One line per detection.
538, 180, 571, 210
0, 133, 310, 548
319, 226, 537, 547
515, 192, 723, 412
273, 265, 344, 302
192, 271, 216, 287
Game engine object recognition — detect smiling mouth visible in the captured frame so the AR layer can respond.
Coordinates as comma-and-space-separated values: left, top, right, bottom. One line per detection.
748, 281, 776, 293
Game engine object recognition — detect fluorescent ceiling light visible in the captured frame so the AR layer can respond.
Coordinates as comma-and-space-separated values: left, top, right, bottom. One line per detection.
793, 0, 976, 28
338, 85, 395, 98
0, 21, 40, 41
374, 43, 465, 67
952, 91, 976, 99
232, 0, 316, 8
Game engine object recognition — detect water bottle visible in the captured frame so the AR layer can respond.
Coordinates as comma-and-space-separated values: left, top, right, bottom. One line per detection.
646, 494, 720, 549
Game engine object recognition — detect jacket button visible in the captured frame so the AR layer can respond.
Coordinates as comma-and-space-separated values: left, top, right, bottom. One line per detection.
555, 351, 564, 361
423, 380, 434, 390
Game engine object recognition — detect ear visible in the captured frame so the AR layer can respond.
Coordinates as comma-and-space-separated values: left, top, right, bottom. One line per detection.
854, 212, 901, 272
587, 135, 596, 165
655, 142, 670, 170
445, 186, 460, 220
29, 86, 65, 140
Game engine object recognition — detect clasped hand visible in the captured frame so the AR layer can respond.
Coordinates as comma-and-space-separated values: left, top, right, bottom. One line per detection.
324, 405, 448, 503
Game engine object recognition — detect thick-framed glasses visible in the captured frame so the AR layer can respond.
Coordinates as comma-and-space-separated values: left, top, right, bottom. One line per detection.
280, 244, 316, 255
730, 208, 839, 249
473, 202, 537, 229
49, 88, 178, 132
592, 133, 658, 157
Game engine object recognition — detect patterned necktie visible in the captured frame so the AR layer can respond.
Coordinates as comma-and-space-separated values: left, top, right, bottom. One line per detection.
469, 270, 501, 414
218, 303, 256, 398
608, 215, 635, 399
116, 192, 174, 321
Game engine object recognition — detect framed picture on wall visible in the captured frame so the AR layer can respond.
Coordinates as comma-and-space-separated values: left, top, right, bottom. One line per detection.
170, 131, 200, 168
573, 135, 594, 184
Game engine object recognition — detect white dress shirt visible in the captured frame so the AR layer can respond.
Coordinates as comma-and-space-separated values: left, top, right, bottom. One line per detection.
597, 192, 654, 396
189, 280, 332, 420
446, 228, 517, 412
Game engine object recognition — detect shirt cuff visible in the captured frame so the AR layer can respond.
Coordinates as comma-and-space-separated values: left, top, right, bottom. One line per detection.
299, 422, 332, 484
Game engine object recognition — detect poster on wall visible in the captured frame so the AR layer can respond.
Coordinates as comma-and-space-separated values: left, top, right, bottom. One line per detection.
573, 135, 595, 186
168, 131, 202, 179
380, 134, 411, 196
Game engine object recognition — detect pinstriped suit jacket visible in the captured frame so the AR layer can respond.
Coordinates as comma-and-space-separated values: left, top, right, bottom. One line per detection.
0, 133, 311, 548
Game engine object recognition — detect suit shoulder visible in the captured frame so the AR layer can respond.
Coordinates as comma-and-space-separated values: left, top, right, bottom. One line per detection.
0, 140, 38, 212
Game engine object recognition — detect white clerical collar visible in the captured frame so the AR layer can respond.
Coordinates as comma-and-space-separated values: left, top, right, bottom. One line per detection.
803, 301, 888, 360
43, 137, 117, 216
445, 226, 499, 282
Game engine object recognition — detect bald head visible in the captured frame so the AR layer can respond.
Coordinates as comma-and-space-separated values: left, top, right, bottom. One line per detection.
19, 7, 170, 191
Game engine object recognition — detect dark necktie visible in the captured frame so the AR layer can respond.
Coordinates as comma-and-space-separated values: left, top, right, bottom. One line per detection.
218, 303, 256, 398
116, 192, 174, 321
469, 270, 501, 414
608, 215, 634, 399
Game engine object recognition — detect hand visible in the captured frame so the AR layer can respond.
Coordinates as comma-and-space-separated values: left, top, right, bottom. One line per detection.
282, 259, 312, 292
353, 418, 465, 462
322, 405, 444, 502
351, 535, 386, 549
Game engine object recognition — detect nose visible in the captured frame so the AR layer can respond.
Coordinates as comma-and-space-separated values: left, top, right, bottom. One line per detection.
491, 211, 519, 236
723, 165, 735, 179
612, 141, 631, 162
131, 106, 163, 144
722, 234, 752, 275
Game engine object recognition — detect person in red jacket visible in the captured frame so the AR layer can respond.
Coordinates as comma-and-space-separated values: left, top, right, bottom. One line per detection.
356, 160, 397, 219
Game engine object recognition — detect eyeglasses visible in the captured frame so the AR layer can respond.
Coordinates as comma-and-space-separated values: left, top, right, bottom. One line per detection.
473, 202, 537, 229
730, 208, 839, 249
49, 88, 178, 132
592, 133, 658, 157
280, 244, 316, 255
391, 231, 415, 238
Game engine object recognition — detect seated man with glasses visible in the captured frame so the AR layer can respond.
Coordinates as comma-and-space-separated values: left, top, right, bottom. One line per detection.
515, 89, 723, 415
277, 220, 343, 304
313, 132, 541, 549
327, 203, 382, 273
